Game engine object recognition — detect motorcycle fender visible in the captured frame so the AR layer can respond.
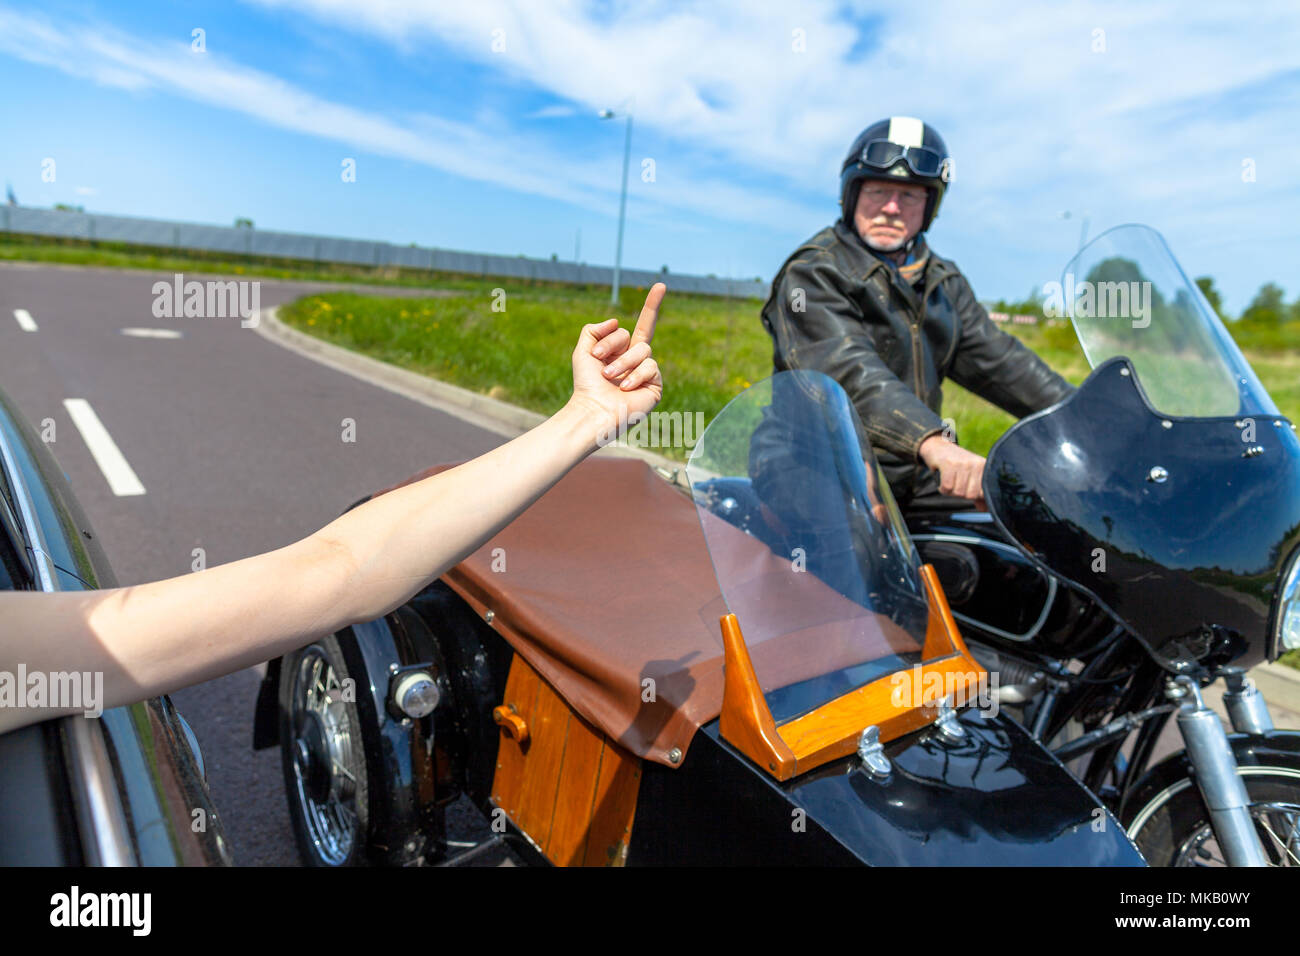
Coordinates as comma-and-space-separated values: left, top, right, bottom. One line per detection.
1120, 729, 1300, 828
253, 616, 441, 865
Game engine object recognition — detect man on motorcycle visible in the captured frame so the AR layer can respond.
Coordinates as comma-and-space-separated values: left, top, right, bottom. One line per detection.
759, 117, 1073, 516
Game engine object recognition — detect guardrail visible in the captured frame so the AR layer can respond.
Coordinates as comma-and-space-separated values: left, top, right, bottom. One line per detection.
0, 205, 770, 300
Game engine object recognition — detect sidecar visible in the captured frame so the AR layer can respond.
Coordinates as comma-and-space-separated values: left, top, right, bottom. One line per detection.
254, 372, 1148, 866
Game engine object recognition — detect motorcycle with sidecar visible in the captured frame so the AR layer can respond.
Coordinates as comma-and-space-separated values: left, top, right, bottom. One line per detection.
253, 224, 1300, 866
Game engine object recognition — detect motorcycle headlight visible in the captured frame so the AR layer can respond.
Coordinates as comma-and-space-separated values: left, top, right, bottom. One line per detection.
1275, 548, 1300, 658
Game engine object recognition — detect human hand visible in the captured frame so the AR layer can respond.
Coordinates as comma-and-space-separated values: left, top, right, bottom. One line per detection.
568, 283, 666, 435
919, 434, 986, 504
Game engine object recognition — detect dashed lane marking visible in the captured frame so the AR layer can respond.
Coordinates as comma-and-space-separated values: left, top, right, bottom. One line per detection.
62, 399, 146, 497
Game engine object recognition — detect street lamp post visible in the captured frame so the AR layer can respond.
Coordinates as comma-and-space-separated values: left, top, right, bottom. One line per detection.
1059, 209, 1091, 255
600, 105, 633, 307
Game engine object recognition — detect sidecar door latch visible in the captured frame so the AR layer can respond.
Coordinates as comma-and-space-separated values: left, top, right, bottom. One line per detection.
857, 725, 892, 778
933, 694, 967, 742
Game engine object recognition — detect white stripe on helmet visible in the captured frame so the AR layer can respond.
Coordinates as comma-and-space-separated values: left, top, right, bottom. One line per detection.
886, 116, 925, 148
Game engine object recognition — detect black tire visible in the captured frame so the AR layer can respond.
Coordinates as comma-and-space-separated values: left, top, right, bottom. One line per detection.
1126, 763, 1300, 866
278, 634, 372, 867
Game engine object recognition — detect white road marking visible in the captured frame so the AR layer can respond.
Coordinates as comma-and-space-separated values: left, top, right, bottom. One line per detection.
120, 327, 184, 339
13, 309, 37, 331
62, 399, 146, 497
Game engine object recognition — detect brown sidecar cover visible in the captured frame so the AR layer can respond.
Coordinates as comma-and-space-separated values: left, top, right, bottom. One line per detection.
374, 457, 921, 768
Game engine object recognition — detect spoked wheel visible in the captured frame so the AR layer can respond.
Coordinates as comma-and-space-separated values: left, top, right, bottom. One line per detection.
279, 635, 370, 866
1127, 766, 1300, 867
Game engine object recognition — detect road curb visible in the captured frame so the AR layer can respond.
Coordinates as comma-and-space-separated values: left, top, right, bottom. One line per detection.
1251, 660, 1300, 714
250, 306, 689, 477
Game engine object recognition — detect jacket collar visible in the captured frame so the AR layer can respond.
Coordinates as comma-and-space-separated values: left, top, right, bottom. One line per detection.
832, 220, 956, 288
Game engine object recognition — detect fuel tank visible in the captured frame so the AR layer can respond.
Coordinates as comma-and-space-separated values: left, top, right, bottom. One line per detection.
910, 514, 1117, 661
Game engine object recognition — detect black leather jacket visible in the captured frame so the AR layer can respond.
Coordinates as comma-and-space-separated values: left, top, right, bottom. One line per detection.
759, 221, 1074, 504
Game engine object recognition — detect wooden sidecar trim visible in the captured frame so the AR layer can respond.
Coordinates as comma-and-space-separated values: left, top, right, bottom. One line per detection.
491, 654, 640, 866
719, 614, 797, 778
719, 563, 986, 781
919, 563, 978, 663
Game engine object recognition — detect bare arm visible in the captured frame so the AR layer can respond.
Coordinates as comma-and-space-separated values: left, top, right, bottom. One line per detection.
0, 284, 667, 734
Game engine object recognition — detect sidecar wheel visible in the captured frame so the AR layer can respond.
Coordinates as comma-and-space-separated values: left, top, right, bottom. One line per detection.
279, 635, 372, 867
1126, 765, 1300, 866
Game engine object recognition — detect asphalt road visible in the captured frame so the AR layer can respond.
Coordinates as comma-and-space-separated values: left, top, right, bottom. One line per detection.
0, 261, 508, 865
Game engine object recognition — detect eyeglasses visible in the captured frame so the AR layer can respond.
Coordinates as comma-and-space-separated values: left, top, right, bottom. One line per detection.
859, 139, 945, 177
859, 184, 926, 208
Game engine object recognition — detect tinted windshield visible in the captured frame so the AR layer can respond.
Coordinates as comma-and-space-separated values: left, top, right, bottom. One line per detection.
686, 370, 937, 723
1062, 224, 1278, 419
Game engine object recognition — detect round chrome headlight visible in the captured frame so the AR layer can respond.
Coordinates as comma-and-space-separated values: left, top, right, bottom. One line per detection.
1274, 548, 1300, 657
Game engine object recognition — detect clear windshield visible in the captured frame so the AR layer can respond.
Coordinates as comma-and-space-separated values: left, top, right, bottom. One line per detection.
686, 370, 942, 724
1062, 224, 1278, 419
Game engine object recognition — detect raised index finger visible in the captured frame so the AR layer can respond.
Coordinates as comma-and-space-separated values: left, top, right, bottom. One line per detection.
631, 282, 667, 346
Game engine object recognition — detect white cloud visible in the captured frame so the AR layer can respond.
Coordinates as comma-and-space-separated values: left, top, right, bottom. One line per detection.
526, 104, 579, 119
239, 0, 1300, 190
229, 0, 1300, 304
0, 6, 824, 233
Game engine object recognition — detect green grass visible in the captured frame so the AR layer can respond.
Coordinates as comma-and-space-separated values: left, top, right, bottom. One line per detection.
278, 284, 772, 455
278, 285, 1300, 459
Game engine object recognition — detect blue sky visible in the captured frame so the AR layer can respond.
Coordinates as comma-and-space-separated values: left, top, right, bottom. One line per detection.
1, 0, 1298, 312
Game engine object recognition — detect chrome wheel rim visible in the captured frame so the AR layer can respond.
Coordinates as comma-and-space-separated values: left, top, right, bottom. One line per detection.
289, 647, 360, 866
1173, 801, 1300, 867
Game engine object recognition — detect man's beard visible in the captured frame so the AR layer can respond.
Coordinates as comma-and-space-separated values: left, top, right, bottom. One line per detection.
860, 218, 911, 253
863, 232, 908, 252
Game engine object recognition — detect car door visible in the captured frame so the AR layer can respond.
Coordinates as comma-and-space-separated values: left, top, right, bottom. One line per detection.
0, 386, 230, 865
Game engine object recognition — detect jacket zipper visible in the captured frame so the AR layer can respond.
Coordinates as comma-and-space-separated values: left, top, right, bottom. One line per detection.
910, 319, 923, 398
912, 270, 946, 398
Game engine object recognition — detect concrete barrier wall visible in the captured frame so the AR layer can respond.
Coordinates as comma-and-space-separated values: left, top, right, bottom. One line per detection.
0, 205, 770, 300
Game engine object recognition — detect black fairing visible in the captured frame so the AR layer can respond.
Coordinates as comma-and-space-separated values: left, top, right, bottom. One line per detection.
985, 357, 1300, 669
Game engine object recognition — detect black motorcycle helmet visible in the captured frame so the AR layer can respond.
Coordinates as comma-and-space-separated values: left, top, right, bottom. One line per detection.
840, 116, 951, 234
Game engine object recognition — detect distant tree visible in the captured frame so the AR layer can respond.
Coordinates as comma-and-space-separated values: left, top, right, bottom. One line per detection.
661, 265, 669, 273
551, 253, 558, 261
986, 295, 1043, 317
1241, 282, 1286, 324
53, 202, 85, 213
234, 217, 254, 229
1194, 276, 1225, 319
